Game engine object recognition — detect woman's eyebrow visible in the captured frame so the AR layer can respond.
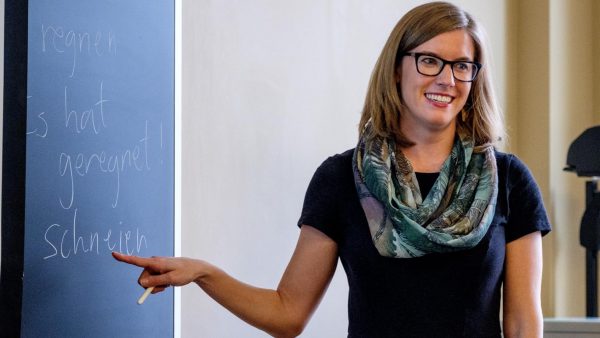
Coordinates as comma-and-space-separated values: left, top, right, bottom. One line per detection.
413, 50, 474, 62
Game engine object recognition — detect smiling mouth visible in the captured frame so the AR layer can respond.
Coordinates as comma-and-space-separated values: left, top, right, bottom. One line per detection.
425, 93, 453, 104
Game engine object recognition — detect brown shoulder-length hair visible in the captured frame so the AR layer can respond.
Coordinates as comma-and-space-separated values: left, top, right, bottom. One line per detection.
358, 1, 504, 150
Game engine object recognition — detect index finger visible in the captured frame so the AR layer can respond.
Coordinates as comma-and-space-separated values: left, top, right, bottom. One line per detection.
112, 251, 156, 269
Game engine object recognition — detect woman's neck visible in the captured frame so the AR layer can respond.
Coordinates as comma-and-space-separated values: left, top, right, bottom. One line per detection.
399, 126, 456, 173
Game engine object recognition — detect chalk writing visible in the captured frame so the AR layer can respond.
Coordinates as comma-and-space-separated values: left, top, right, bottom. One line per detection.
64, 81, 108, 134
26, 112, 49, 138
43, 208, 148, 260
41, 24, 117, 78
26, 96, 49, 138
58, 121, 151, 209
30, 20, 172, 264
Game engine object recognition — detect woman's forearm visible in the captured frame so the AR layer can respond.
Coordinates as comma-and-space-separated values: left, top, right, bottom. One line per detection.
195, 262, 304, 338
113, 226, 337, 338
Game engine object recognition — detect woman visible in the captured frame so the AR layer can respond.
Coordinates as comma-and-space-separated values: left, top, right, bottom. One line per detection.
114, 2, 551, 337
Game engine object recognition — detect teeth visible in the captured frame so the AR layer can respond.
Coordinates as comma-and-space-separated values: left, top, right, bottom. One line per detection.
426, 94, 452, 103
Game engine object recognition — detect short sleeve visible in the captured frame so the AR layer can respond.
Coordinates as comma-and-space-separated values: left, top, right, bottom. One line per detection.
297, 155, 345, 243
505, 154, 552, 242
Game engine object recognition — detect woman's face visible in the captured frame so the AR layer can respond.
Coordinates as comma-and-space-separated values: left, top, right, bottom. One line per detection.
398, 29, 474, 137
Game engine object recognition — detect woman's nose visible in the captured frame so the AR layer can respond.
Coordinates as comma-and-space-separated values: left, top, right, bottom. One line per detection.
436, 64, 456, 86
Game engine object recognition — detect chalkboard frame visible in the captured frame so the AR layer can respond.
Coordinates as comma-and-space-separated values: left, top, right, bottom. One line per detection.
1, 0, 28, 336
0, 0, 182, 336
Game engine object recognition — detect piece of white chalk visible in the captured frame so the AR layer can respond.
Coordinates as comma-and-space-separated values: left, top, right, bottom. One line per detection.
137, 287, 155, 305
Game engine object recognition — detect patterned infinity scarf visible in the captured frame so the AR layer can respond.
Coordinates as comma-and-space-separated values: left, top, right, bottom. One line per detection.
352, 125, 498, 258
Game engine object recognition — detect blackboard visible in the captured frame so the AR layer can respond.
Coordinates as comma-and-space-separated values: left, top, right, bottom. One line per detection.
1, 0, 176, 337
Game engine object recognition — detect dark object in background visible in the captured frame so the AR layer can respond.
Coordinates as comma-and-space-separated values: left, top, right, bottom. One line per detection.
565, 126, 600, 177
564, 125, 600, 317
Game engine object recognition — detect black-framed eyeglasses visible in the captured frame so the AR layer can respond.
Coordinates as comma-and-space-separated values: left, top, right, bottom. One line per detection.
403, 52, 482, 82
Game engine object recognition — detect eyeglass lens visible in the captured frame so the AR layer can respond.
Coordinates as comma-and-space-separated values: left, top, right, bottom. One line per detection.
417, 55, 478, 82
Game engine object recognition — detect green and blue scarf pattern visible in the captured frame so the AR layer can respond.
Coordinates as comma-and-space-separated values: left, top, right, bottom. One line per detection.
352, 125, 498, 258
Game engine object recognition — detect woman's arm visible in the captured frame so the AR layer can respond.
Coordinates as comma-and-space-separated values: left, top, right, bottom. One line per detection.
113, 225, 338, 338
502, 231, 544, 338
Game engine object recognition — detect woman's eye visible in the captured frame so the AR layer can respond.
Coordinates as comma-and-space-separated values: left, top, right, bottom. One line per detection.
455, 62, 470, 72
419, 57, 439, 66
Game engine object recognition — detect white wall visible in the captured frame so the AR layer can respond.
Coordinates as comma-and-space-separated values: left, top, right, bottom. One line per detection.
180, 1, 507, 337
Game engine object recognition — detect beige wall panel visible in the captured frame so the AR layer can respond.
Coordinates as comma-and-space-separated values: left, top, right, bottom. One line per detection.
550, 0, 596, 317
505, 0, 554, 316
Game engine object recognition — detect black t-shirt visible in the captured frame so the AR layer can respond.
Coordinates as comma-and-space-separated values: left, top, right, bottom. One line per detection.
297, 149, 551, 338
415, 172, 439, 197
